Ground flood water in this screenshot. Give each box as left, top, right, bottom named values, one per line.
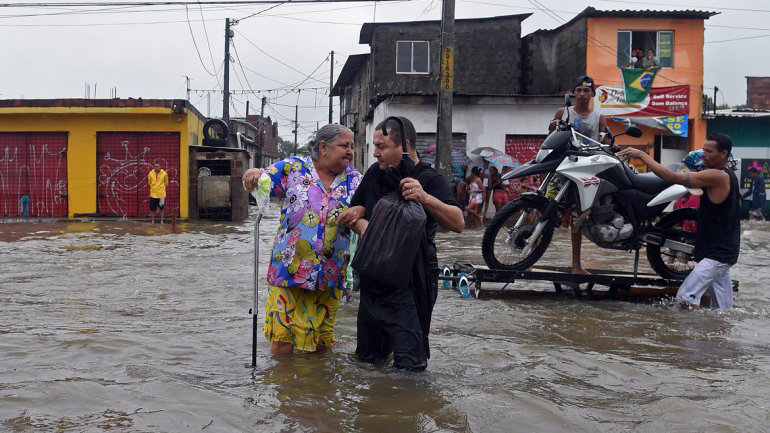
left=1, top=210, right=769, bottom=432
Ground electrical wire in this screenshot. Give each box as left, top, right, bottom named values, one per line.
left=184, top=4, right=217, bottom=76
left=197, top=2, right=217, bottom=72
left=234, top=29, right=328, bottom=85
left=0, top=1, right=405, bottom=7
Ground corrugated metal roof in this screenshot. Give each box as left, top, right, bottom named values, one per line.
left=708, top=109, right=770, bottom=118
left=527, top=6, right=718, bottom=36
left=583, top=6, right=718, bottom=20
left=0, top=98, right=206, bottom=120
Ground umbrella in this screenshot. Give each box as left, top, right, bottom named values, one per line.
left=483, top=153, right=520, bottom=167
left=420, top=148, right=471, bottom=166
left=470, top=146, right=499, bottom=157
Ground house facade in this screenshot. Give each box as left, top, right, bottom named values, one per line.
left=334, top=8, right=718, bottom=173
left=527, top=7, right=717, bottom=166
left=332, top=14, right=563, bottom=171
left=0, top=99, right=205, bottom=219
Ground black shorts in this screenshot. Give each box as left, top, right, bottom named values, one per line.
left=149, top=198, right=164, bottom=211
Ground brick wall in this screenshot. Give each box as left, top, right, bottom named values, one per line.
left=747, top=77, right=770, bottom=110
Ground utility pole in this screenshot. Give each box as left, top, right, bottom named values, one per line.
left=223, top=18, right=233, bottom=123
left=259, top=96, right=266, bottom=167
left=713, top=86, right=719, bottom=115
left=294, top=104, right=299, bottom=156
left=245, top=100, right=250, bottom=118
left=329, top=50, right=334, bottom=124
left=183, top=75, right=191, bottom=101
left=435, top=0, right=455, bottom=181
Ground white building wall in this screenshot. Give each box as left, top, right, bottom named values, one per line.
left=364, top=99, right=560, bottom=168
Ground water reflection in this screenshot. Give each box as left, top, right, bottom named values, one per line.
left=254, top=352, right=469, bottom=433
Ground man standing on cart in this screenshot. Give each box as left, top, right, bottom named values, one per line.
left=547, top=76, right=609, bottom=274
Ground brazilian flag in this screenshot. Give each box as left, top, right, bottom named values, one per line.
left=621, top=68, right=658, bottom=103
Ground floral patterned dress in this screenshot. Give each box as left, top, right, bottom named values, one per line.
left=264, top=157, right=361, bottom=291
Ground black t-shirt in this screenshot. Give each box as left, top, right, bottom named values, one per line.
left=695, top=168, right=741, bottom=265
left=351, top=161, right=460, bottom=269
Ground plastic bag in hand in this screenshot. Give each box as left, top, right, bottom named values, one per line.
left=352, top=191, right=426, bottom=289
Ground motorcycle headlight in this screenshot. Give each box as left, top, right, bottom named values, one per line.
left=535, top=148, right=552, bottom=163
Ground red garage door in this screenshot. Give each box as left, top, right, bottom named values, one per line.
left=96, top=132, right=180, bottom=218
left=505, top=134, right=546, bottom=166
left=0, top=132, right=68, bottom=218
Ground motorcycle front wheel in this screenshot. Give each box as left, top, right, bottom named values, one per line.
left=646, top=208, right=698, bottom=280
left=482, top=198, right=555, bottom=270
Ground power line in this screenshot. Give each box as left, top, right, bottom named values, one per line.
left=231, top=39, right=256, bottom=95
left=184, top=4, right=216, bottom=76
left=190, top=86, right=328, bottom=93
left=233, top=29, right=328, bottom=84
left=197, top=2, right=217, bottom=72
left=0, top=1, right=408, bottom=7
left=235, top=2, right=281, bottom=21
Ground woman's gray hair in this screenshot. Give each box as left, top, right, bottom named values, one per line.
left=309, top=123, right=352, bottom=160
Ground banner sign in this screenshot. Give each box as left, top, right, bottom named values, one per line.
left=656, top=115, right=689, bottom=137
left=609, top=115, right=689, bottom=137
left=596, top=85, right=689, bottom=117
left=740, top=158, right=770, bottom=190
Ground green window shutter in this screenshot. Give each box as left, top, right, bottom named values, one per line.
left=617, top=31, right=631, bottom=67
left=658, top=31, right=674, bottom=68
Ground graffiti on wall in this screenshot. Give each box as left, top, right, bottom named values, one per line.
left=97, top=140, right=179, bottom=217
left=0, top=134, right=68, bottom=218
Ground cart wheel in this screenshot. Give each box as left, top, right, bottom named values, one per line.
left=458, top=274, right=471, bottom=299
left=473, top=282, right=481, bottom=299
left=553, top=282, right=563, bottom=292
left=442, top=265, right=452, bottom=289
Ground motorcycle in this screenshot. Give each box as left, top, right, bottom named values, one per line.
left=482, top=96, right=697, bottom=280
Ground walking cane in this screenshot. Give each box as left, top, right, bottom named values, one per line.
left=250, top=173, right=271, bottom=368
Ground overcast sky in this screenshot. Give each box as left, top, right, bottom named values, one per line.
left=2, top=0, right=767, bottom=142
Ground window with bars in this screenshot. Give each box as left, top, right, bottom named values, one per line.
left=396, top=41, right=430, bottom=74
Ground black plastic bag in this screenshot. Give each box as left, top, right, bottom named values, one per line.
left=352, top=191, right=426, bottom=289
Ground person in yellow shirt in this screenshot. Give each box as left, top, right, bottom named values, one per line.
left=148, top=162, right=169, bottom=223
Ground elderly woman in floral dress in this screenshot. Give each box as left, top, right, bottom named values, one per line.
left=242, top=124, right=361, bottom=355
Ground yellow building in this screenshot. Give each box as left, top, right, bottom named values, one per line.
left=0, top=99, right=205, bottom=219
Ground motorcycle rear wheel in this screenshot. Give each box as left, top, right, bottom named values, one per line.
left=482, top=198, right=555, bottom=270
left=646, top=208, right=698, bottom=280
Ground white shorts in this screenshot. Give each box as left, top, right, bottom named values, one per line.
left=676, top=258, right=733, bottom=309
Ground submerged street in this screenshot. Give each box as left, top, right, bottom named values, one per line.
left=1, top=210, right=769, bottom=432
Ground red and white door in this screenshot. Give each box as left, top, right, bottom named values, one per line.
left=96, top=132, right=180, bottom=218
left=504, top=135, right=546, bottom=166
left=0, top=132, right=69, bottom=218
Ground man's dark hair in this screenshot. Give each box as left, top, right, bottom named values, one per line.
left=708, top=132, right=733, bottom=154
left=375, top=116, right=417, bottom=151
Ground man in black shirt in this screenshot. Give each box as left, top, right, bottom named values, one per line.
left=618, top=133, right=740, bottom=309
left=339, top=116, right=464, bottom=371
